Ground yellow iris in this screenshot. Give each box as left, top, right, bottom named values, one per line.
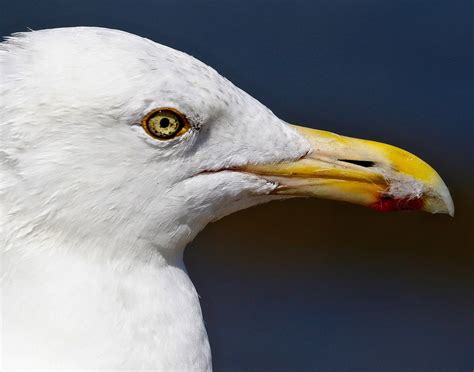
left=143, top=108, right=189, bottom=140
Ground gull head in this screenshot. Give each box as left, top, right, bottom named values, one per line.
left=1, top=27, right=453, bottom=259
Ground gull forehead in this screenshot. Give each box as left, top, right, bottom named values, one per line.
left=3, top=27, right=274, bottom=124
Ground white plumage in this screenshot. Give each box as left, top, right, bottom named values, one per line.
left=0, top=27, right=453, bottom=370
left=0, top=27, right=308, bottom=370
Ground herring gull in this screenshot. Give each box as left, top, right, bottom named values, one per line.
left=0, top=27, right=453, bottom=370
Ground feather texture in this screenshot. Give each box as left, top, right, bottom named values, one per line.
left=0, top=27, right=309, bottom=369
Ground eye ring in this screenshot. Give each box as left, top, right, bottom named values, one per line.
left=142, top=108, right=190, bottom=140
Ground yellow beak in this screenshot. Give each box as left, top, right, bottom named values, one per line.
left=241, top=125, right=454, bottom=216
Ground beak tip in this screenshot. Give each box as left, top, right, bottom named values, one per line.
left=437, top=178, right=455, bottom=217
left=443, top=194, right=455, bottom=218
left=424, top=178, right=455, bottom=217
left=444, top=195, right=455, bottom=217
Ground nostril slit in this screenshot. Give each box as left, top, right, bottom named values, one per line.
left=339, top=159, right=376, bottom=167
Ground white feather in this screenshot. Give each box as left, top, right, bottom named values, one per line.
left=0, top=27, right=310, bottom=369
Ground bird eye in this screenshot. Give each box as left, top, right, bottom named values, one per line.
left=142, top=108, right=190, bottom=140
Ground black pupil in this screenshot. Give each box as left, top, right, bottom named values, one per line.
left=160, top=117, right=170, bottom=128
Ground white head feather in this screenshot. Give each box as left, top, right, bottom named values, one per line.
left=1, top=27, right=310, bottom=369
left=1, top=27, right=310, bottom=258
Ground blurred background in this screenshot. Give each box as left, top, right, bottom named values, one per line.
left=1, top=1, right=471, bottom=370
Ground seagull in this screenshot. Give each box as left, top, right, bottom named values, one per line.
left=0, top=27, right=453, bottom=370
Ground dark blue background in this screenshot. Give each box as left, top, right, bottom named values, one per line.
left=2, top=1, right=471, bottom=370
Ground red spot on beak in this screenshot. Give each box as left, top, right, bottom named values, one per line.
left=371, top=196, right=424, bottom=212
